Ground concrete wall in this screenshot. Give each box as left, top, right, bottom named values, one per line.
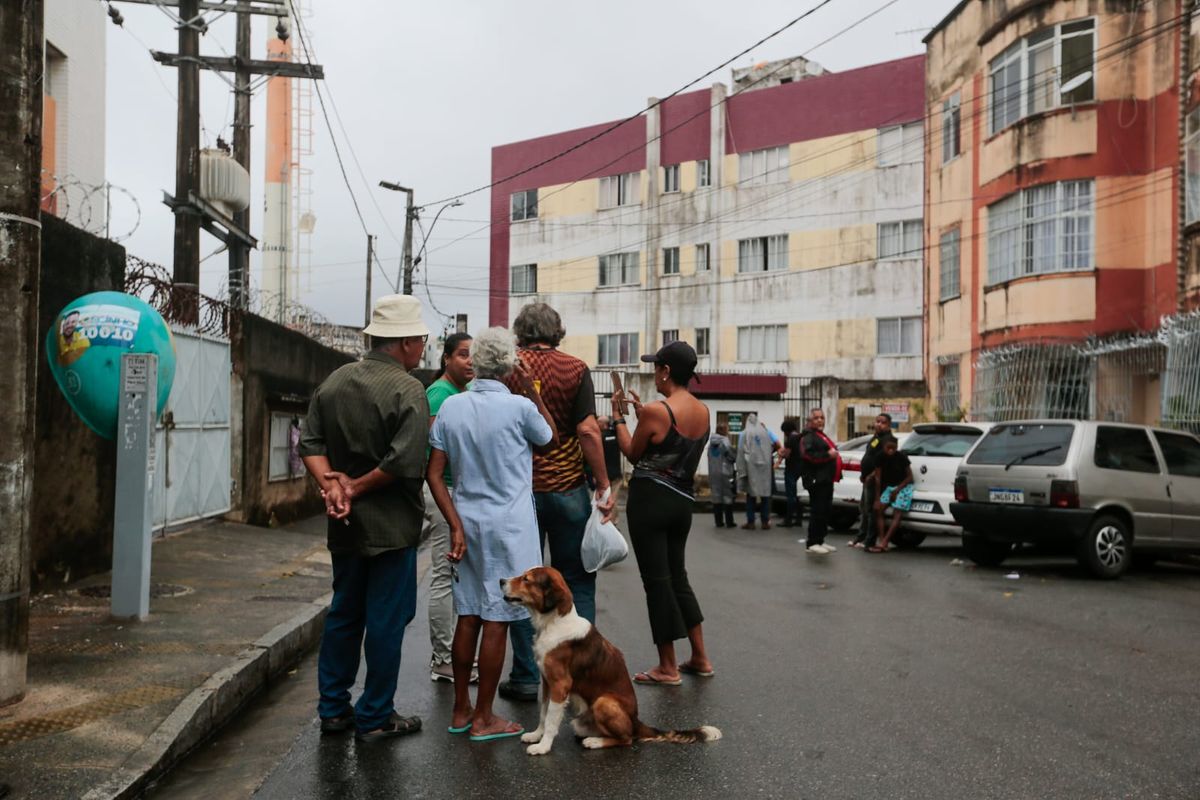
left=43, top=0, right=106, bottom=231
left=231, top=313, right=352, bottom=527
left=30, top=216, right=125, bottom=589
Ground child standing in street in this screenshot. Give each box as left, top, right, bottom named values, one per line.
left=868, top=438, right=913, bottom=553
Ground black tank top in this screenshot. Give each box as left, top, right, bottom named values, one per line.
left=631, top=402, right=710, bottom=499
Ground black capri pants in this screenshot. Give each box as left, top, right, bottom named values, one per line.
left=626, top=478, right=705, bottom=645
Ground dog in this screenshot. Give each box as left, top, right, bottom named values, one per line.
left=500, top=566, right=721, bottom=755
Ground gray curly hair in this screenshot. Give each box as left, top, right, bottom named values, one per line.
left=470, top=327, right=518, bottom=380
left=512, top=302, right=565, bottom=347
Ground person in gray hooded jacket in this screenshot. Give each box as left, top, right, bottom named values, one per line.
left=707, top=424, right=736, bottom=527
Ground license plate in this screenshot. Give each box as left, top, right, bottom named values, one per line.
left=989, top=488, right=1024, bottom=504
left=911, top=501, right=935, bottom=513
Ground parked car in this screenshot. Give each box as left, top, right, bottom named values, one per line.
left=773, top=432, right=910, bottom=531
left=888, top=422, right=994, bottom=547
left=950, top=420, right=1200, bottom=579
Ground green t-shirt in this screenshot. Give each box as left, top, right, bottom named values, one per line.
left=426, top=377, right=463, bottom=486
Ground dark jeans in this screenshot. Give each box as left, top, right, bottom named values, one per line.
left=854, top=482, right=879, bottom=546
left=626, top=479, right=704, bottom=644
left=745, top=496, right=771, bottom=524
left=713, top=503, right=735, bottom=526
left=806, top=481, right=833, bottom=547
left=317, top=547, right=417, bottom=733
left=508, top=484, right=594, bottom=686
left=784, top=466, right=802, bottom=523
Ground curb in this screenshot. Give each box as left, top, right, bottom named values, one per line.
left=81, top=592, right=333, bottom=800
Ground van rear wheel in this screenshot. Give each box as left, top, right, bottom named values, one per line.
left=962, top=533, right=1012, bottom=567
left=1077, top=514, right=1131, bottom=580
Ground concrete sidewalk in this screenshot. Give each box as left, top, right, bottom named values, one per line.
left=0, top=516, right=337, bottom=800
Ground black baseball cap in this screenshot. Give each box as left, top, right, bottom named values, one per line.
left=640, top=340, right=701, bottom=383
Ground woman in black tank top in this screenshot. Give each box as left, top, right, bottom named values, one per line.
left=611, top=342, right=715, bottom=685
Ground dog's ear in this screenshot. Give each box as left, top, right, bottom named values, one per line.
left=537, top=572, right=559, bottom=614
left=548, top=570, right=573, bottom=616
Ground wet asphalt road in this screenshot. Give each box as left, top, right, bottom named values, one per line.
left=192, top=517, right=1200, bottom=800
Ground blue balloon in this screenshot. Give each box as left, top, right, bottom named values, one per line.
left=45, top=291, right=176, bottom=439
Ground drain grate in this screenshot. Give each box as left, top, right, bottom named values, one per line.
left=76, top=583, right=192, bottom=599
left=250, top=595, right=313, bottom=602
left=0, top=684, right=184, bottom=746
left=31, top=639, right=242, bottom=657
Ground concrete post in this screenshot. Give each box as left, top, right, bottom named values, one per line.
left=112, top=354, right=158, bottom=620
left=0, top=0, right=44, bottom=706
left=645, top=97, right=662, bottom=358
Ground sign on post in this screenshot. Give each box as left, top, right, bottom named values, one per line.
left=111, top=353, right=158, bottom=620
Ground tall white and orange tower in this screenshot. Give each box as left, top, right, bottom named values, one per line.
left=260, top=14, right=292, bottom=317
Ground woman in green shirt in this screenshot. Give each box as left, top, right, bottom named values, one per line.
left=425, top=333, right=473, bottom=683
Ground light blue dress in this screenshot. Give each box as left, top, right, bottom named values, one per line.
left=429, top=379, right=552, bottom=622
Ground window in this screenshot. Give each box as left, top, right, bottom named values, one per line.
left=1187, top=109, right=1200, bottom=225
left=968, top=423, right=1075, bottom=466
left=269, top=413, right=301, bottom=481
left=939, top=229, right=961, bottom=300
left=937, top=361, right=961, bottom=420
left=737, top=325, right=787, bottom=362
left=599, top=172, right=640, bottom=208
left=942, top=92, right=961, bottom=163
left=1094, top=426, right=1161, bottom=474
left=510, top=189, right=537, bottom=222
left=698, top=159, right=711, bottom=187
left=878, top=220, right=922, bottom=260
left=903, top=429, right=984, bottom=458
left=662, top=164, right=680, bottom=193
left=510, top=263, right=537, bottom=295
left=1153, top=431, right=1200, bottom=477
left=877, top=317, right=921, bottom=356
left=662, top=329, right=679, bottom=346
left=989, top=19, right=1096, bottom=135
left=662, top=247, right=680, bottom=275
left=598, top=252, right=640, bottom=287
left=598, top=332, right=639, bottom=365
left=738, top=146, right=789, bottom=186
left=877, top=123, right=923, bottom=167
left=987, top=180, right=1093, bottom=284
left=695, top=243, right=711, bottom=272
left=738, top=235, right=788, bottom=272
left=695, top=327, right=710, bottom=356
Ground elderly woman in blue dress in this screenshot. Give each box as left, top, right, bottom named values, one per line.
left=427, top=326, right=558, bottom=742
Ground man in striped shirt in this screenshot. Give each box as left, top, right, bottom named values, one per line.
left=499, top=303, right=616, bottom=702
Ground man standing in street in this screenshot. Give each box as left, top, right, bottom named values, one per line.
left=799, top=408, right=841, bottom=555
left=300, top=294, right=430, bottom=742
left=851, top=413, right=895, bottom=549
left=779, top=419, right=804, bottom=528
left=499, top=302, right=615, bottom=702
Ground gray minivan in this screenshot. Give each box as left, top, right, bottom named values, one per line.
left=950, top=420, right=1200, bottom=578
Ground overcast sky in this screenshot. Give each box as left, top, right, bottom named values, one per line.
left=104, top=0, right=957, bottom=332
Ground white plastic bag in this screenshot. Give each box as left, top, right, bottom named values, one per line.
left=581, top=488, right=628, bottom=573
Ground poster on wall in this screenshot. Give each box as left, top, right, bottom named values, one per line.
left=883, top=402, right=910, bottom=424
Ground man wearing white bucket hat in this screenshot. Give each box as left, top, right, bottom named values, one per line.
left=300, top=294, right=431, bottom=742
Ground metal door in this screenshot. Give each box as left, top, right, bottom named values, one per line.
left=152, top=328, right=232, bottom=530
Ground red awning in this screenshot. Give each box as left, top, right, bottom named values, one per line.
left=691, top=373, right=786, bottom=398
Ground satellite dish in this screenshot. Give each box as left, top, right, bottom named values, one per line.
left=1059, top=71, right=1093, bottom=96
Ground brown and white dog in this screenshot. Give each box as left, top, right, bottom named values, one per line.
left=500, top=566, right=721, bottom=755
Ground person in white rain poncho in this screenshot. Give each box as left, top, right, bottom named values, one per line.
left=735, top=413, right=779, bottom=530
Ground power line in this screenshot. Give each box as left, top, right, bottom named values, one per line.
left=424, top=0, right=843, bottom=206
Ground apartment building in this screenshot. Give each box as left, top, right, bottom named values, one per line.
left=926, top=0, right=1200, bottom=428
left=489, top=55, right=927, bottom=440
left=42, top=0, right=107, bottom=231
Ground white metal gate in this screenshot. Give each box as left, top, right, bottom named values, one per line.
left=152, top=328, right=232, bottom=530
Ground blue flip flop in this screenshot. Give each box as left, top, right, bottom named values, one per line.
left=468, top=725, right=524, bottom=742
left=448, top=721, right=472, bottom=734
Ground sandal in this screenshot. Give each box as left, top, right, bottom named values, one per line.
left=866, top=546, right=888, bottom=553
left=633, top=671, right=682, bottom=686
left=468, top=721, right=524, bottom=742
left=355, top=713, right=422, bottom=741
left=678, top=662, right=715, bottom=678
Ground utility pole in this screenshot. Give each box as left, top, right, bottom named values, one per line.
left=379, top=181, right=416, bottom=295
left=173, top=0, right=202, bottom=322
left=364, top=233, right=374, bottom=330
left=229, top=0, right=252, bottom=309
left=0, top=0, right=44, bottom=706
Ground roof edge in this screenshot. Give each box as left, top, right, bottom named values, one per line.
left=923, top=0, right=972, bottom=44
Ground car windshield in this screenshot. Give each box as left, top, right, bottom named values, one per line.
left=902, top=429, right=983, bottom=457
left=967, top=423, right=1074, bottom=466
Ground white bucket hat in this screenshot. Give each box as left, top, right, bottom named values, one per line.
left=362, top=294, right=430, bottom=338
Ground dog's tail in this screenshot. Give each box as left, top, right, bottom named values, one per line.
left=634, top=721, right=722, bottom=744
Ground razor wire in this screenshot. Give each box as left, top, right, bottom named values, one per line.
left=41, top=171, right=142, bottom=243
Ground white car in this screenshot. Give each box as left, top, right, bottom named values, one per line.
left=888, top=421, right=995, bottom=547
left=773, top=432, right=910, bottom=530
